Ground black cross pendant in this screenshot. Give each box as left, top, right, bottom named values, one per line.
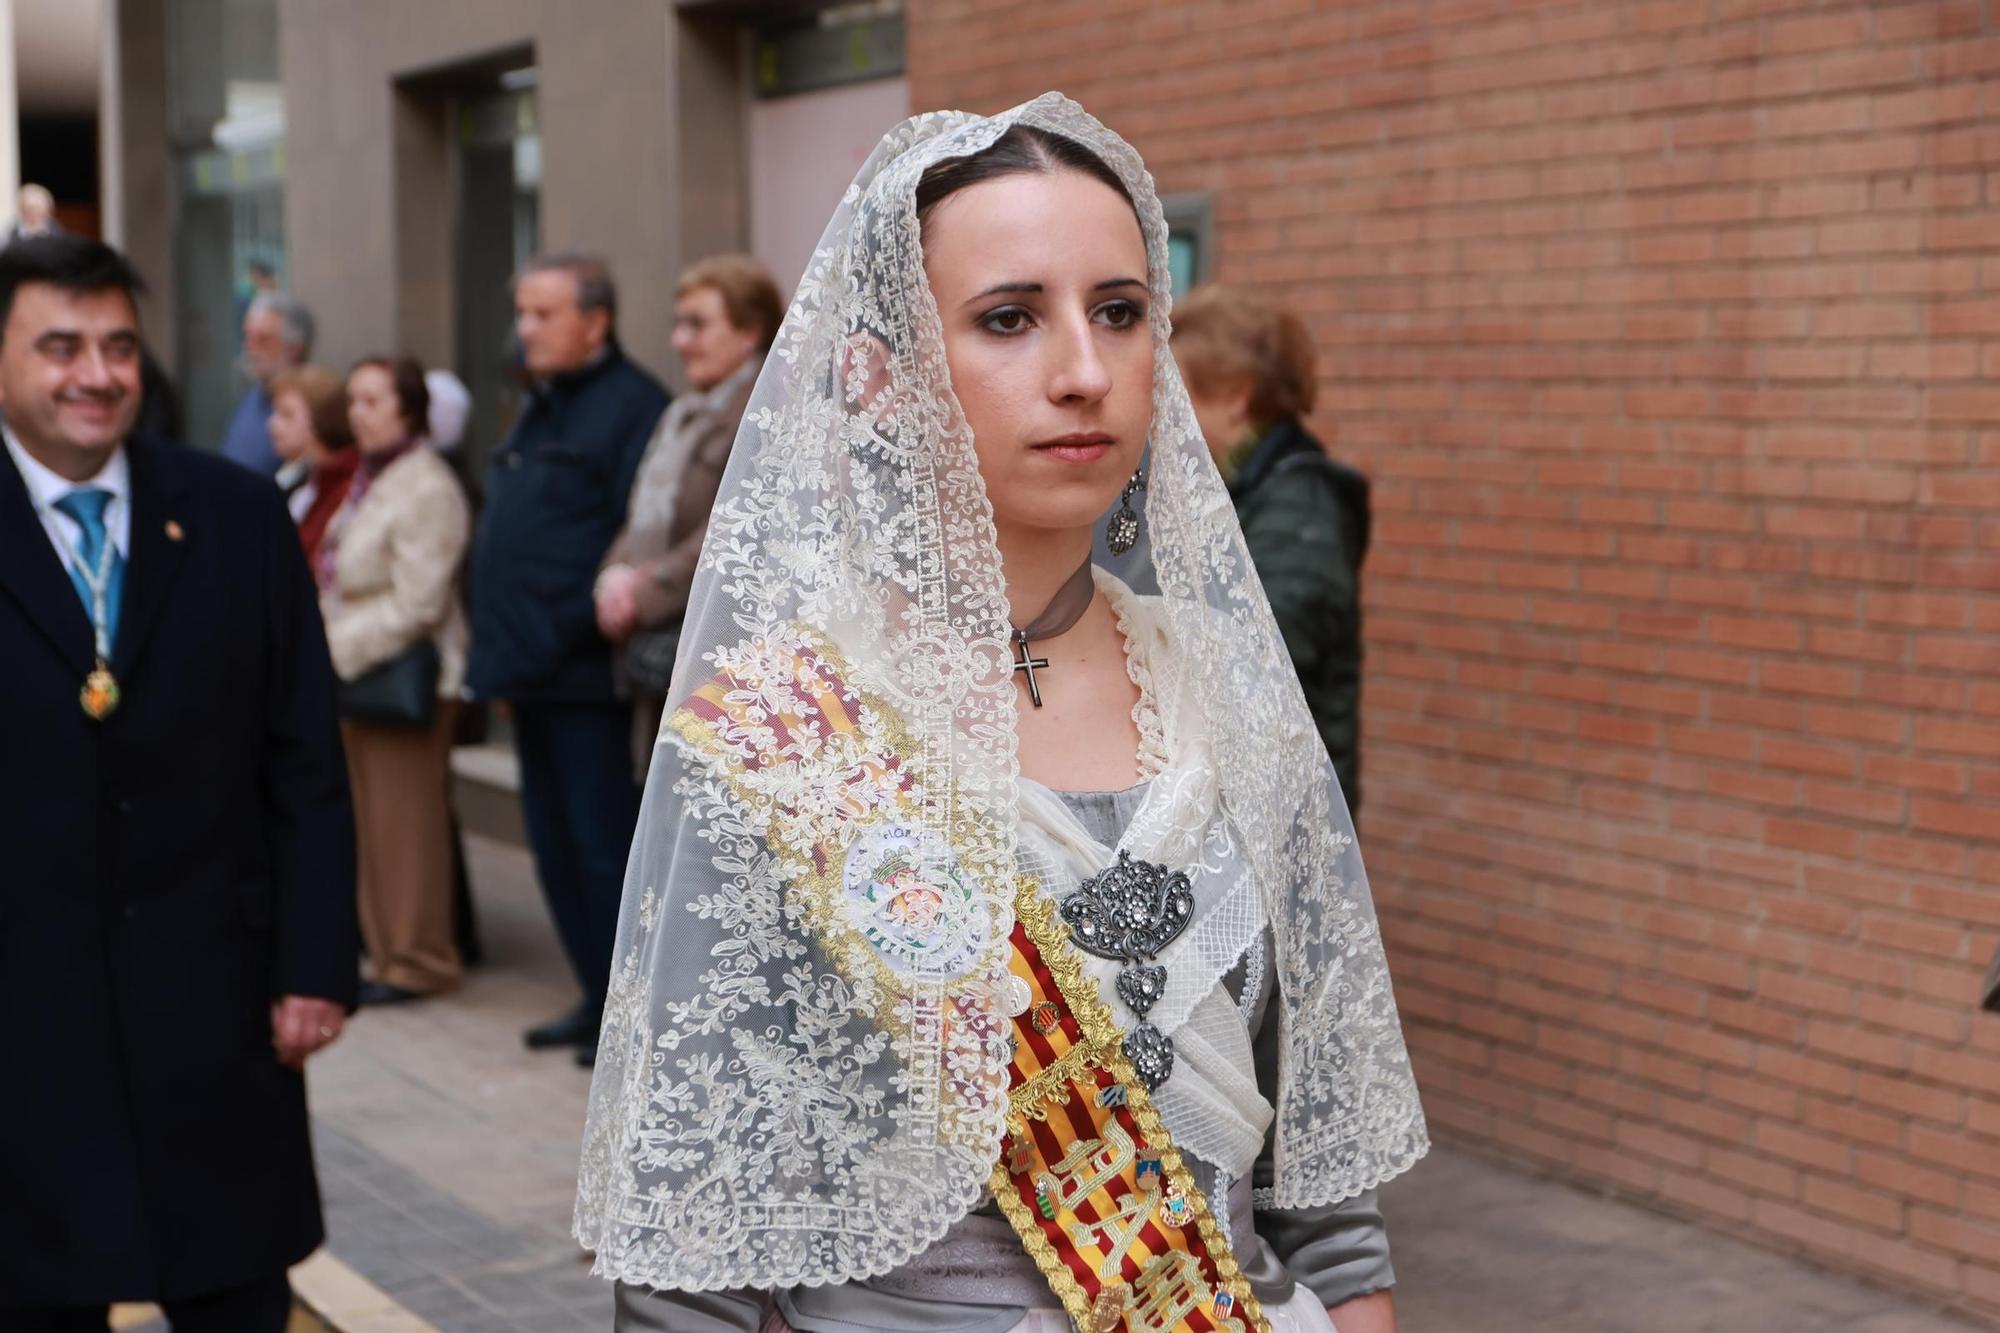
left=1011, top=631, right=1050, bottom=708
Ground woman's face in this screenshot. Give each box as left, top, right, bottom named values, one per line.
left=267, top=389, right=315, bottom=464
left=922, top=168, right=1153, bottom=539
left=671, top=285, right=762, bottom=393
left=346, top=365, right=406, bottom=453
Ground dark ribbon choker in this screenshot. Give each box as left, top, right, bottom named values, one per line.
left=1009, top=558, right=1094, bottom=708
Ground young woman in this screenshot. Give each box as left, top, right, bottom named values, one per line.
left=577, top=96, right=1427, bottom=1333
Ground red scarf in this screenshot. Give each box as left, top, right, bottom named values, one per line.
left=297, top=448, right=360, bottom=570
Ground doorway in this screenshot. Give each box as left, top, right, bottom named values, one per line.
left=453, top=78, right=541, bottom=482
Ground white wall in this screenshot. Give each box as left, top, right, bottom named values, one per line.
left=747, top=77, right=909, bottom=301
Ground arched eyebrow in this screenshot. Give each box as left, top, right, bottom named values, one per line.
left=963, top=276, right=1147, bottom=306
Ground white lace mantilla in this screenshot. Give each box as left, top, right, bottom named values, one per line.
left=574, top=92, right=1427, bottom=1294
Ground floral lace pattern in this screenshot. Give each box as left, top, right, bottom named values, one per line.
left=1106, top=570, right=1171, bottom=782
left=574, top=93, right=1426, bottom=1295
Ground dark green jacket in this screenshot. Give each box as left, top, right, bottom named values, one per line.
left=1230, top=419, right=1370, bottom=815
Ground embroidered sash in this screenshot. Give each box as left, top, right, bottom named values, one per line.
left=668, top=628, right=1266, bottom=1332
left=995, top=885, right=1266, bottom=1333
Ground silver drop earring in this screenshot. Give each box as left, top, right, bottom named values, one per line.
left=1106, top=469, right=1145, bottom=556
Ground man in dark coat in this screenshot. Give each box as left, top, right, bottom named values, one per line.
left=0, top=237, right=357, bottom=1331
left=466, top=252, right=669, bottom=1066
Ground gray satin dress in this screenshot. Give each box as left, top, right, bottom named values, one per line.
left=613, top=783, right=1394, bottom=1331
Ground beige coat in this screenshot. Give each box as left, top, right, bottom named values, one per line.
left=600, top=356, right=758, bottom=776
left=321, top=447, right=471, bottom=697
left=601, top=355, right=759, bottom=631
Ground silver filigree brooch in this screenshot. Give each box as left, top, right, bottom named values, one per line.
left=1060, top=849, right=1194, bottom=1090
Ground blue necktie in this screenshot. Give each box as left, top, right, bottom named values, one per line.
left=52, top=487, right=123, bottom=653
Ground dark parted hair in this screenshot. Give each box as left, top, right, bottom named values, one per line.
left=0, top=236, right=147, bottom=343
left=914, top=124, right=1135, bottom=233
left=518, top=251, right=618, bottom=331
left=350, top=354, right=430, bottom=439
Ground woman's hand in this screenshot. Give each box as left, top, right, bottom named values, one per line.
left=595, top=563, right=643, bottom=641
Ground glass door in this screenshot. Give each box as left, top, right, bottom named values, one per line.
left=167, top=0, right=285, bottom=452
left=453, top=81, right=540, bottom=487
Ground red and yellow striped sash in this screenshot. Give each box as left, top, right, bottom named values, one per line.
left=993, top=885, right=1265, bottom=1333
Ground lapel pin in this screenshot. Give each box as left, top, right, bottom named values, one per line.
left=164, top=520, right=184, bottom=542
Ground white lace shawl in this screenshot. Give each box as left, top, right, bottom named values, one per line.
left=1015, top=575, right=1273, bottom=1185
left=574, top=92, right=1427, bottom=1294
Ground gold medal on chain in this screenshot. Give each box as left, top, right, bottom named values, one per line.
left=81, top=659, right=120, bottom=720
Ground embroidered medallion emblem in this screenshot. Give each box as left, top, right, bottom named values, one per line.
left=839, top=822, right=986, bottom=981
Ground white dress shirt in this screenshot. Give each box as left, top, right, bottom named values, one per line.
left=3, top=425, right=132, bottom=577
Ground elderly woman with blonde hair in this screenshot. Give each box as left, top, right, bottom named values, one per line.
left=1171, top=284, right=1372, bottom=815
left=593, top=253, right=784, bottom=776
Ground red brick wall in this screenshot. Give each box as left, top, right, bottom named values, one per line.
left=910, top=0, right=2000, bottom=1314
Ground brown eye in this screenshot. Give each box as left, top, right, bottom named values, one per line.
left=979, top=307, right=1031, bottom=335
left=1095, top=300, right=1144, bottom=329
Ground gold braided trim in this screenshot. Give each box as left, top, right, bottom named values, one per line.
left=1009, top=1040, right=1099, bottom=1122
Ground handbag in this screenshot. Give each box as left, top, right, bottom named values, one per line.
left=337, top=640, right=440, bottom=727
left=622, top=623, right=682, bottom=696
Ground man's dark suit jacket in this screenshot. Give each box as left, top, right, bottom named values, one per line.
left=0, top=432, right=358, bottom=1307
left=467, top=347, right=670, bottom=703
